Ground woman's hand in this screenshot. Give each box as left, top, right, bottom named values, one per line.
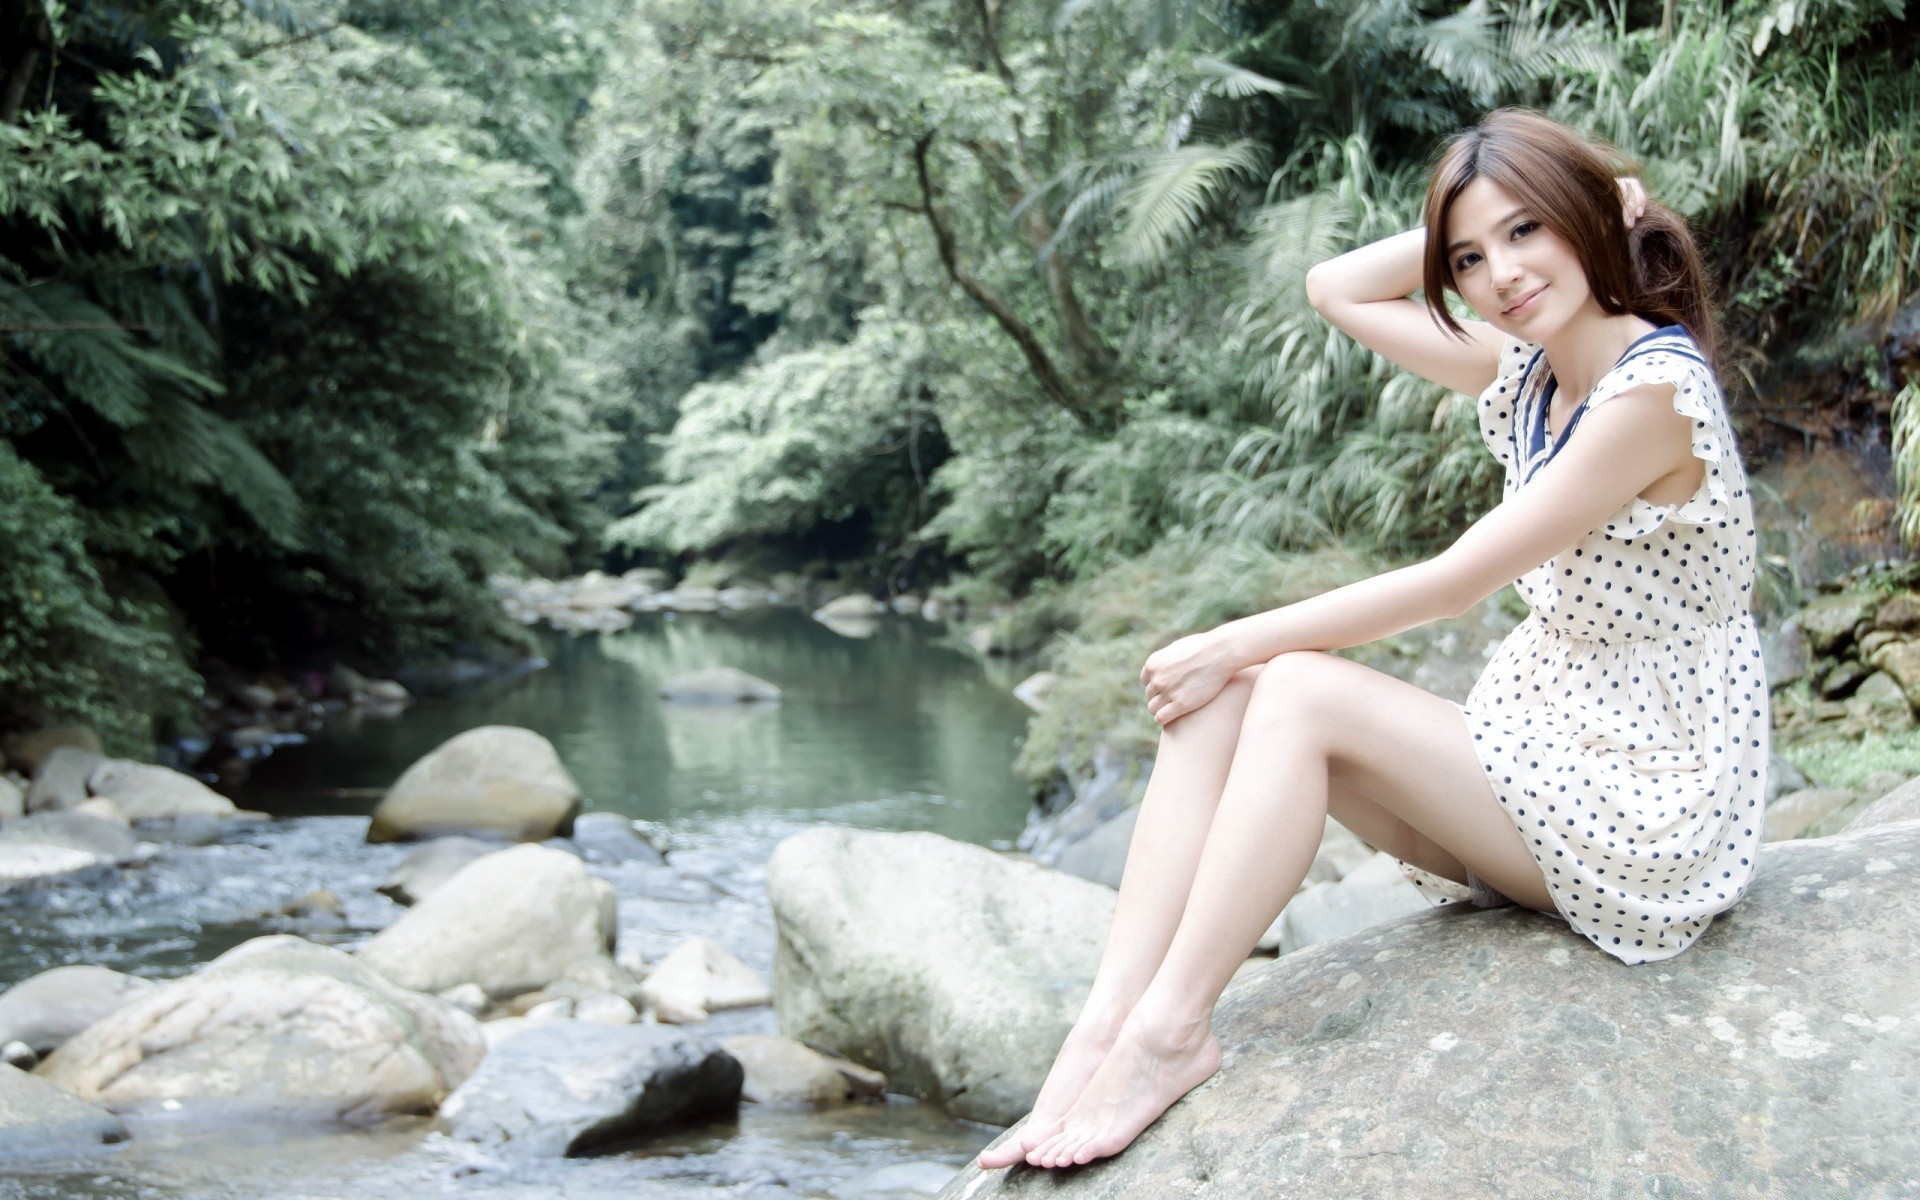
left=1139, top=630, right=1240, bottom=727
left=1617, top=176, right=1647, bottom=228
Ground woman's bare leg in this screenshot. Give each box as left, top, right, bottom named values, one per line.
left=979, top=663, right=1474, bottom=1170
left=1025, top=651, right=1551, bottom=1168
left=975, top=667, right=1256, bottom=1168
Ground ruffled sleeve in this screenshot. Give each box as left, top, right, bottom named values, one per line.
left=1581, top=334, right=1737, bottom=541
left=1474, top=336, right=1539, bottom=476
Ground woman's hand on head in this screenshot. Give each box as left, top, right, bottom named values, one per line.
left=1616, top=176, right=1647, bottom=229
left=1140, top=630, right=1238, bottom=727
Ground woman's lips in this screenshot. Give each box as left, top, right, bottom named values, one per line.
left=1503, top=285, right=1547, bottom=317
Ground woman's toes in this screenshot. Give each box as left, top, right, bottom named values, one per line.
left=1029, top=1130, right=1072, bottom=1168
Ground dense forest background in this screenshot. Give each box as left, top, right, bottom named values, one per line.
left=3, top=0, right=1916, bottom=756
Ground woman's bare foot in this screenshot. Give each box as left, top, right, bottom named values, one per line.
left=975, top=1009, right=1128, bottom=1169
left=1023, top=1014, right=1220, bottom=1169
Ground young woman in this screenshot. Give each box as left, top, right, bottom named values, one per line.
left=976, top=108, right=1769, bottom=1172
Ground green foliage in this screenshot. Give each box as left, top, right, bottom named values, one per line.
left=607, top=316, right=940, bottom=557
left=1777, top=725, right=1920, bottom=793
left=0, top=441, right=197, bottom=751
left=1, top=0, right=625, bottom=742
left=6, top=0, right=1913, bottom=753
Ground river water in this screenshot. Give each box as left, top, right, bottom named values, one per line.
left=0, top=609, right=1039, bottom=1199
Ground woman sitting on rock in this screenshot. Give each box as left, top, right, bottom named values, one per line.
left=979, top=107, right=1769, bottom=1171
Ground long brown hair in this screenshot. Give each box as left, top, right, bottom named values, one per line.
left=1419, top=108, right=1720, bottom=373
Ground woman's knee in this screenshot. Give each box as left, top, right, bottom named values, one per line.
left=1163, top=664, right=1263, bottom=741
left=1243, top=651, right=1343, bottom=734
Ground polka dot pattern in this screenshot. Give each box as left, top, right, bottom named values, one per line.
left=1402, top=327, right=1771, bottom=965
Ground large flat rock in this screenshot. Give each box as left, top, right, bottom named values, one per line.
left=944, top=823, right=1920, bottom=1198
left=767, top=829, right=1115, bottom=1126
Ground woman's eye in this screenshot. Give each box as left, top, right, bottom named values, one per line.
left=1512, top=221, right=1539, bottom=239
left=1454, top=252, right=1481, bottom=272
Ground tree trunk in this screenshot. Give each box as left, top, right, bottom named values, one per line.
left=912, top=134, right=1094, bottom=427
left=0, top=5, right=51, bottom=124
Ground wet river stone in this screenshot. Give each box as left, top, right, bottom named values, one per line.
left=367, top=726, right=581, bottom=843
left=358, top=843, right=617, bottom=999
left=36, top=935, right=484, bottom=1122
left=86, top=760, right=239, bottom=821
left=0, top=965, right=156, bottom=1056
left=440, top=1020, right=742, bottom=1158
left=943, top=822, right=1920, bottom=1199
left=0, top=1063, right=126, bottom=1155
left=376, top=835, right=500, bottom=906
left=659, top=667, right=782, bottom=703
left=766, top=829, right=1115, bottom=1125
left=0, top=726, right=101, bottom=778
left=23, top=747, right=105, bottom=813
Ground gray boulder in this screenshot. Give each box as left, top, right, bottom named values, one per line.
left=945, top=822, right=1920, bottom=1199
left=568, top=811, right=665, bottom=865
left=722, top=1034, right=887, bottom=1107
left=357, top=844, right=616, bottom=999
left=659, top=667, right=782, bottom=704
left=1798, top=592, right=1876, bottom=655
left=0, top=965, right=157, bottom=1056
left=0, top=843, right=104, bottom=887
left=0, top=776, right=22, bottom=822
left=1762, top=620, right=1810, bottom=688
left=364, top=679, right=411, bottom=704
left=1765, top=754, right=1808, bottom=805
left=659, top=587, right=722, bottom=613
left=636, top=936, right=771, bottom=1023
left=1848, top=776, right=1920, bottom=831
left=1267, top=851, right=1430, bottom=955
left=376, top=836, right=501, bottom=906
left=1764, top=787, right=1858, bottom=842
left=1, top=726, right=102, bottom=777
left=766, top=829, right=1115, bottom=1125
left=0, top=1063, right=126, bottom=1155
left=367, top=726, right=581, bottom=844
left=0, top=812, right=142, bottom=865
left=815, top=594, right=885, bottom=620
left=1023, top=744, right=1150, bottom=865
left=87, top=760, right=239, bottom=821
left=23, top=747, right=105, bottom=813
left=715, top=585, right=778, bottom=610
left=1048, top=806, right=1138, bottom=890
left=37, top=935, right=483, bottom=1122
left=440, top=1021, right=742, bottom=1158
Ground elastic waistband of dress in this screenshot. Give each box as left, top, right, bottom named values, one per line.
left=1530, top=611, right=1756, bottom=644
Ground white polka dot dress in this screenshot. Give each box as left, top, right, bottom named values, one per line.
left=1402, top=324, right=1771, bottom=965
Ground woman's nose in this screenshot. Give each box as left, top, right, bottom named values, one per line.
left=1487, top=250, right=1523, bottom=287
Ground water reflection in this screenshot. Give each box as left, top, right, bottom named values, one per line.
left=236, top=610, right=1036, bottom=850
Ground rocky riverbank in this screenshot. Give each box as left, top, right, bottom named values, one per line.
left=0, top=720, right=951, bottom=1187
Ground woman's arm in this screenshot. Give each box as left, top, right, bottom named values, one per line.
left=1304, top=227, right=1505, bottom=396
left=1139, top=382, right=1698, bottom=726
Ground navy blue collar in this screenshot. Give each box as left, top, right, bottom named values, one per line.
left=1522, top=324, right=1689, bottom=480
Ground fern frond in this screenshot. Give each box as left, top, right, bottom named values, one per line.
left=131, top=395, right=306, bottom=548
left=0, top=278, right=156, bottom=428
left=1190, top=55, right=1310, bottom=102
left=1117, top=140, right=1266, bottom=267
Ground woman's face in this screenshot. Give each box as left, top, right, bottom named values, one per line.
left=1443, top=176, right=1592, bottom=340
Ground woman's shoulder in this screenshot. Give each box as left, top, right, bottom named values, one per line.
left=1602, top=323, right=1720, bottom=400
